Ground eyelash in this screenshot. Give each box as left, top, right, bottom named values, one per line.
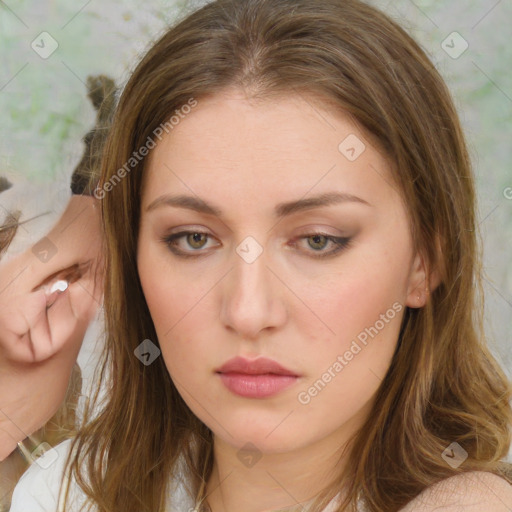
left=162, top=230, right=352, bottom=259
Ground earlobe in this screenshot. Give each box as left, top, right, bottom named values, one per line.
left=406, top=289, right=428, bottom=309
left=405, top=252, right=426, bottom=309
left=405, top=251, right=440, bottom=309
left=405, top=234, right=444, bottom=309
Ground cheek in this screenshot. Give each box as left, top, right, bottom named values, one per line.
left=139, top=274, right=201, bottom=341
left=302, top=262, right=403, bottom=336
left=294, top=249, right=407, bottom=378
left=293, top=275, right=404, bottom=421
left=137, top=232, right=206, bottom=332
left=137, top=250, right=216, bottom=376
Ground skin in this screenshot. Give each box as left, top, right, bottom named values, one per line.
left=0, top=195, right=103, bottom=461
left=136, top=87, right=434, bottom=512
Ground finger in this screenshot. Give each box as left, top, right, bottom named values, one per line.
left=28, top=283, right=84, bottom=362
left=25, top=267, right=96, bottom=361
left=0, top=267, right=102, bottom=364
left=0, top=287, right=74, bottom=363
left=45, top=283, right=82, bottom=355
left=24, top=289, right=56, bottom=361
left=0, top=290, right=50, bottom=362
left=45, top=276, right=101, bottom=357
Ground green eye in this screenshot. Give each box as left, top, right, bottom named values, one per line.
left=307, top=234, right=329, bottom=251
left=295, top=233, right=352, bottom=259
left=186, top=232, right=208, bottom=249
left=163, top=230, right=214, bottom=258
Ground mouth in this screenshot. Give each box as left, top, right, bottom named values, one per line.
left=215, top=356, right=300, bottom=398
left=215, top=356, right=298, bottom=376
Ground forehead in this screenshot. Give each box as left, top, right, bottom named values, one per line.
left=141, top=88, right=399, bottom=216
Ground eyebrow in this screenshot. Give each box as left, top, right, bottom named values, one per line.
left=145, top=191, right=372, bottom=218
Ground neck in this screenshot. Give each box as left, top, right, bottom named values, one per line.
left=203, top=402, right=371, bottom=512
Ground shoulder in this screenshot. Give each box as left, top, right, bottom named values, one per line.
left=9, top=438, right=86, bottom=512
left=400, top=471, right=512, bottom=511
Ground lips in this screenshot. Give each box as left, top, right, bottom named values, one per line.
left=215, top=356, right=298, bottom=376
left=215, top=356, right=299, bottom=398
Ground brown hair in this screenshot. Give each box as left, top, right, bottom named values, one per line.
left=63, top=0, right=512, bottom=511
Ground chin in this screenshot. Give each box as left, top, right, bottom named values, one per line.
left=198, top=409, right=306, bottom=454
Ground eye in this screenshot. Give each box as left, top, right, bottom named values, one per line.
left=291, top=232, right=352, bottom=258
left=162, top=230, right=352, bottom=259
left=163, top=230, right=218, bottom=258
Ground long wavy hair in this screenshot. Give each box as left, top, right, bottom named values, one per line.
left=62, top=0, right=512, bottom=511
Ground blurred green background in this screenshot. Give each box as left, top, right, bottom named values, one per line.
left=1, top=0, right=511, bottom=378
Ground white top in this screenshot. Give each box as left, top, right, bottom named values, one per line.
left=11, top=440, right=512, bottom=511
left=9, top=439, right=353, bottom=512
left=9, top=439, right=194, bottom=512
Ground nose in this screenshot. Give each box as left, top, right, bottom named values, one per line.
left=219, top=244, right=287, bottom=340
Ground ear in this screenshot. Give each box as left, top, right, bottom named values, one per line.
left=405, top=244, right=442, bottom=309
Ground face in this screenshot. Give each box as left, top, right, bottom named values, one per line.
left=137, top=88, right=426, bottom=455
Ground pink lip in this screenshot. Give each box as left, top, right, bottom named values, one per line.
left=216, top=356, right=298, bottom=376
left=215, top=357, right=299, bottom=398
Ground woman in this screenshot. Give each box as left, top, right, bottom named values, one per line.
left=10, top=0, right=512, bottom=510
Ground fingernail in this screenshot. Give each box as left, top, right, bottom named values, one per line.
left=45, top=279, right=69, bottom=309
left=49, top=279, right=68, bottom=294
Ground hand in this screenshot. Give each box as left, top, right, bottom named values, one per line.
left=0, top=195, right=103, bottom=461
